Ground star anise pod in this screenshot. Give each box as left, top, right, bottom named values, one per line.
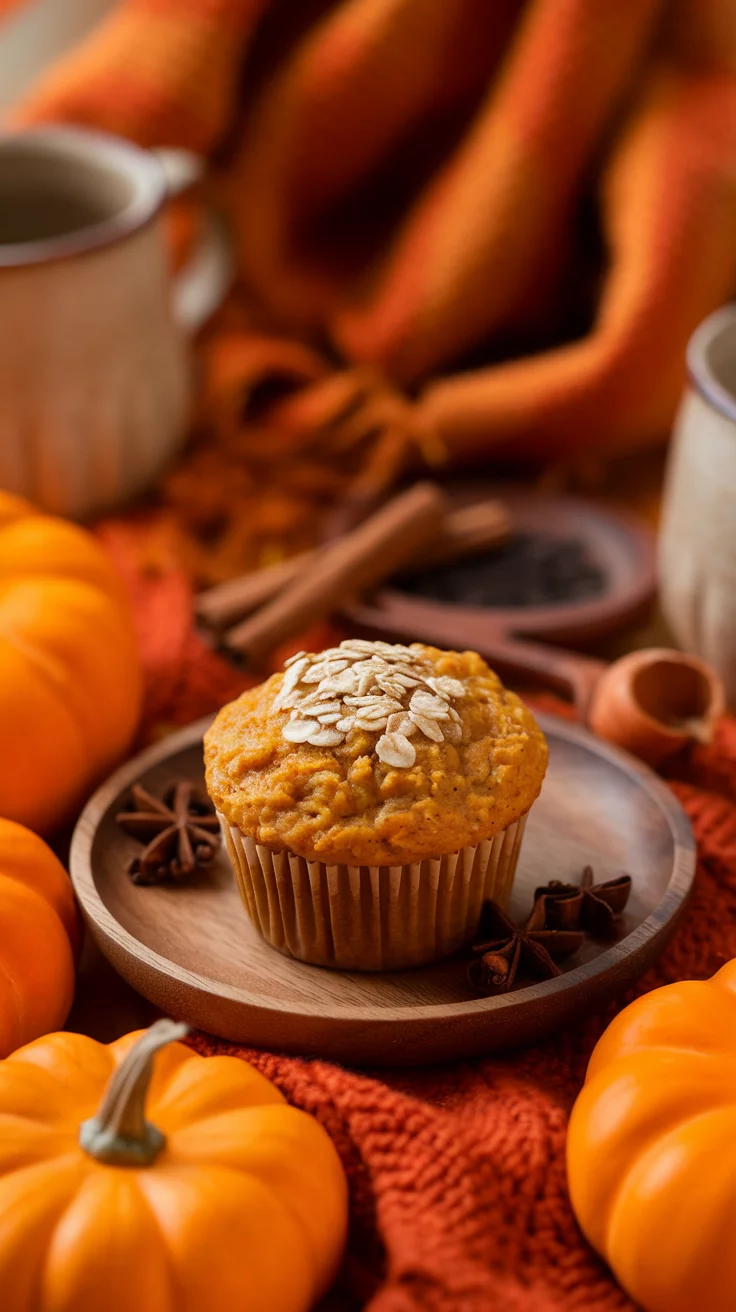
left=468, top=899, right=584, bottom=995
left=115, top=780, right=221, bottom=885
left=534, top=865, right=632, bottom=939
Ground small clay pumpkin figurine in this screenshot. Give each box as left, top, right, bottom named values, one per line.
left=0, top=1020, right=348, bottom=1311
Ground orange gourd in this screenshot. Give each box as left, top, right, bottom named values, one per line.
left=567, top=960, right=736, bottom=1312
left=0, top=1020, right=348, bottom=1312
left=0, top=490, right=141, bottom=832
left=0, top=818, right=81, bottom=1057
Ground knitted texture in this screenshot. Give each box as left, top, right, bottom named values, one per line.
left=8, top=0, right=736, bottom=465
left=101, top=530, right=736, bottom=1311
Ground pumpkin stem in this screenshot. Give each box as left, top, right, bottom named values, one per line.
left=79, top=1018, right=188, bottom=1166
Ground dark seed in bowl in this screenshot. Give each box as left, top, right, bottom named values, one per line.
left=395, top=532, right=606, bottom=609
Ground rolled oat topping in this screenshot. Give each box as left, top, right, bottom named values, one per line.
left=273, top=640, right=467, bottom=766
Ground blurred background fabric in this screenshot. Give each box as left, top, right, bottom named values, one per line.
left=6, top=0, right=736, bottom=473
left=0, top=0, right=113, bottom=107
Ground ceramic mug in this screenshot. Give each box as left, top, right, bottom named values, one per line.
left=0, top=126, right=231, bottom=518
left=659, top=304, right=736, bottom=706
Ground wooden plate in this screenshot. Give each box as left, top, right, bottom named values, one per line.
left=70, top=714, right=695, bottom=1066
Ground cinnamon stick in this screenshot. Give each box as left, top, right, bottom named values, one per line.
left=223, top=482, right=446, bottom=664
left=197, top=497, right=509, bottom=630
left=197, top=552, right=317, bottom=628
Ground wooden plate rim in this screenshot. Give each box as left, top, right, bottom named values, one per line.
left=70, top=714, right=695, bottom=1025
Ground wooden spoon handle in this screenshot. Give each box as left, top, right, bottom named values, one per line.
left=196, top=497, right=509, bottom=631
left=476, top=633, right=605, bottom=715
left=344, top=597, right=606, bottom=714
left=223, top=482, right=446, bottom=665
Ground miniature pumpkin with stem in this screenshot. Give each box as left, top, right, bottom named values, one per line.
left=0, top=1019, right=348, bottom=1312
left=567, top=959, right=736, bottom=1312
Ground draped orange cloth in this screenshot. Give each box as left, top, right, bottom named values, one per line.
left=9, top=0, right=736, bottom=466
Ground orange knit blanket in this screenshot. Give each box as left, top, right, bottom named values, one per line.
left=98, top=527, right=736, bottom=1312
left=8, top=0, right=736, bottom=587
left=9, top=0, right=736, bottom=472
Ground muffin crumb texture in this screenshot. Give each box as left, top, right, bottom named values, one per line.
left=205, top=642, right=548, bottom=866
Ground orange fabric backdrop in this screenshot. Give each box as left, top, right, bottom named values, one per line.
left=8, top=0, right=736, bottom=467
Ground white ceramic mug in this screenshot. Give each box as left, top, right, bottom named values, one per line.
left=0, top=126, right=231, bottom=517
left=659, top=304, right=736, bottom=706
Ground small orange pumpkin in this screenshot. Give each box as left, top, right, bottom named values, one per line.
left=0, top=818, right=81, bottom=1058
left=0, top=1020, right=348, bottom=1312
left=567, top=960, right=736, bottom=1312
left=0, top=490, right=141, bottom=832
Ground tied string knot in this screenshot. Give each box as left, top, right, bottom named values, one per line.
left=164, top=335, right=446, bottom=583
left=285, top=367, right=447, bottom=538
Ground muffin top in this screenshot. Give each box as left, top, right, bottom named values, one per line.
left=205, top=640, right=548, bottom=866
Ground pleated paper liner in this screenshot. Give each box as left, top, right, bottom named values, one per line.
left=220, top=813, right=528, bottom=970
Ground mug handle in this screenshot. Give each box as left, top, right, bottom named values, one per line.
left=153, top=148, right=234, bottom=335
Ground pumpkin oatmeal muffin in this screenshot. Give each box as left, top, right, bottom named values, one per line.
left=205, top=640, right=547, bottom=970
